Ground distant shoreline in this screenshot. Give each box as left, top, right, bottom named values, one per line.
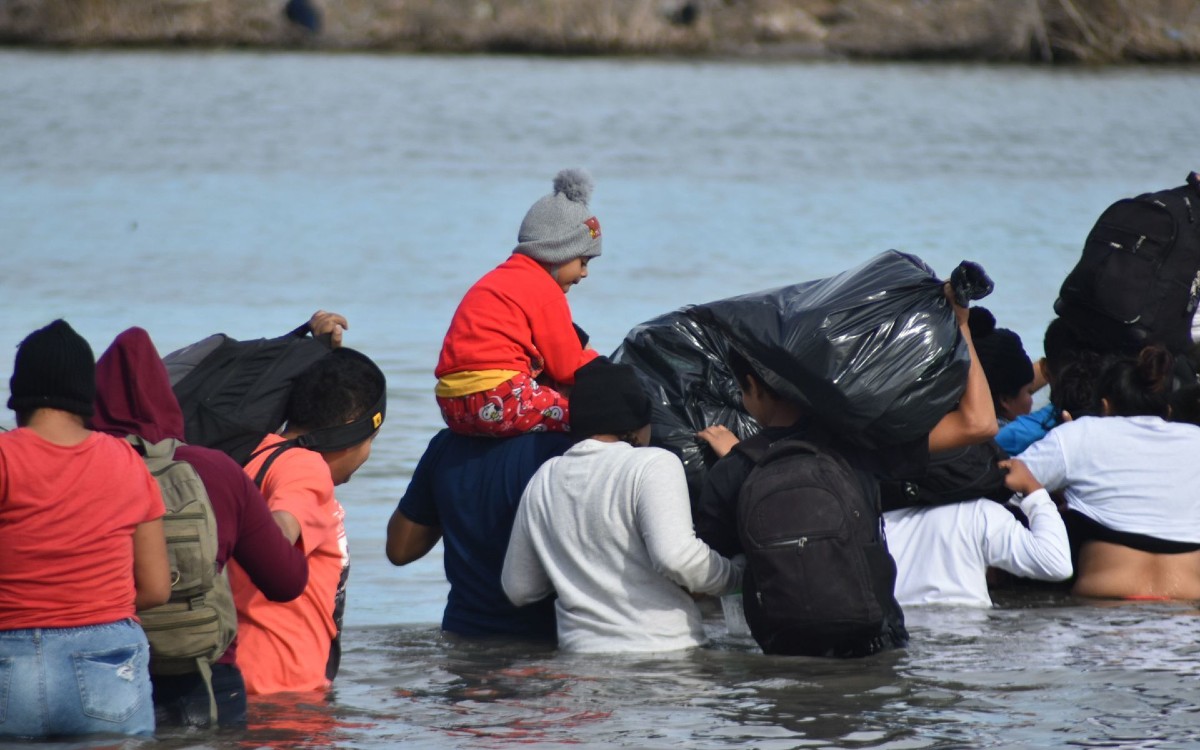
left=2, top=0, right=1198, bottom=64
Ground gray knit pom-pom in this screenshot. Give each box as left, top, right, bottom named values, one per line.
left=552, top=168, right=593, bottom=204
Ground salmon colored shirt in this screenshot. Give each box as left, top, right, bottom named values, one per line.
left=229, top=434, right=348, bottom=695
left=0, top=428, right=164, bottom=630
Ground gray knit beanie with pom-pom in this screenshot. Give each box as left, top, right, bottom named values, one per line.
left=514, top=168, right=602, bottom=264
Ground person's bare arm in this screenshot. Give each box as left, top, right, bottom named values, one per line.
left=133, top=518, right=171, bottom=609
left=385, top=509, right=443, bottom=566
left=928, top=283, right=998, bottom=453
left=272, top=510, right=302, bottom=545
left=1030, top=357, right=1050, bottom=394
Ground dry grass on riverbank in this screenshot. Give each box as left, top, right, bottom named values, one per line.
left=1, top=0, right=1197, bottom=63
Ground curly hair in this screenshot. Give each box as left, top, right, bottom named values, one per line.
left=284, top=348, right=386, bottom=433
left=1051, top=350, right=1113, bottom=420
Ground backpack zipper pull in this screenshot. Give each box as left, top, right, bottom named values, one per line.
left=796, top=536, right=807, bottom=553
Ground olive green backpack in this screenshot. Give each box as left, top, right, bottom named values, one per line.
left=130, top=435, right=237, bottom=725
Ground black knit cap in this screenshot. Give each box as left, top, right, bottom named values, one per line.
left=7, top=319, right=96, bottom=418
left=569, top=357, right=652, bottom=438
left=968, top=307, right=1034, bottom=399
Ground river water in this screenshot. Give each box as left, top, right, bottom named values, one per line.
left=2, top=50, right=1199, bottom=748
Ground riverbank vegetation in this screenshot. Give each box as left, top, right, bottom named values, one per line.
left=1, top=0, right=1197, bottom=63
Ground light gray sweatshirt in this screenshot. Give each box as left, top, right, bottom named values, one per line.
left=502, top=439, right=742, bottom=653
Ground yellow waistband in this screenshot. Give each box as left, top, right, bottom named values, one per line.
left=435, top=370, right=520, bottom=398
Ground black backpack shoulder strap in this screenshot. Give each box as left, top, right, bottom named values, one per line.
left=731, top=431, right=775, bottom=465
left=248, top=440, right=300, bottom=489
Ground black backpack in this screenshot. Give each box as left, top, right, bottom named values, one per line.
left=1054, top=172, right=1200, bottom=355
left=736, top=437, right=899, bottom=657
left=878, top=439, right=1011, bottom=512
left=164, top=323, right=333, bottom=465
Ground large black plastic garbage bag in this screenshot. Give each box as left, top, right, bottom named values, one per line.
left=611, top=309, right=761, bottom=502
left=689, top=250, right=969, bottom=447
left=612, top=250, right=973, bottom=502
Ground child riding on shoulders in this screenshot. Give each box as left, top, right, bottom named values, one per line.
left=435, top=168, right=602, bottom=437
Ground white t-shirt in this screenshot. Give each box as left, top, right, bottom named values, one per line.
left=502, top=440, right=741, bottom=653
left=1018, top=415, right=1200, bottom=543
left=885, top=490, right=1072, bottom=607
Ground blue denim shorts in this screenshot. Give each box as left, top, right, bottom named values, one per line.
left=0, top=619, right=155, bottom=738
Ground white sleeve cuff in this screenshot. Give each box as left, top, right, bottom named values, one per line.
left=1014, top=487, right=1053, bottom=517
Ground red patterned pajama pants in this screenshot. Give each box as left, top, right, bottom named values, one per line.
left=437, top=372, right=570, bottom=437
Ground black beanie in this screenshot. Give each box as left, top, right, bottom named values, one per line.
left=569, top=358, right=652, bottom=438
left=7, top=319, right=96, bottom=418
left=968, top=307, right=1034, bottom=399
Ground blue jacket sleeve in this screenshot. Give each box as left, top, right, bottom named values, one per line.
left=996, top=404, right=1057, bottom=456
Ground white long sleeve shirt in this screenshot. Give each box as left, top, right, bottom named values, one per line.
left=502, top=440, right=741, bottom=653
left=1018, top=415, right=1200, bottom=543
left=884, top=490, right=1072, bottom=607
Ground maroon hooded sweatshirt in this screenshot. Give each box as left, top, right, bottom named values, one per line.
left=92, top=326, right=308, bottom=666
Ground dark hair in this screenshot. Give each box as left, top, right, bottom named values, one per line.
left=1097, top=344, right=1175, bottom=418
left=569, top=358, right=651, bottom=439
left=616, top=429, right=644, bottom=447
left=969, top=306, right=1033, bottom=405
left=1050, top=350, right=1112, bottom=420
left=1170, top=383, right=1200, bottom=427
left=1042, top=316, right=1091, bottom=382
left=285, top=348, right=386, bottom=433
left=727, top=349, right=780, bottom=400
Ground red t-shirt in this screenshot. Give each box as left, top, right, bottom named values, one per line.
left=436, top=253, right=598, bottom=386
left=0, top=428, right=164, bottom=629
left=229, top=434, right=348, bottom=694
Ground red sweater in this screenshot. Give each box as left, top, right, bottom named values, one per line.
left=437, top=253, right=597, bottom=386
